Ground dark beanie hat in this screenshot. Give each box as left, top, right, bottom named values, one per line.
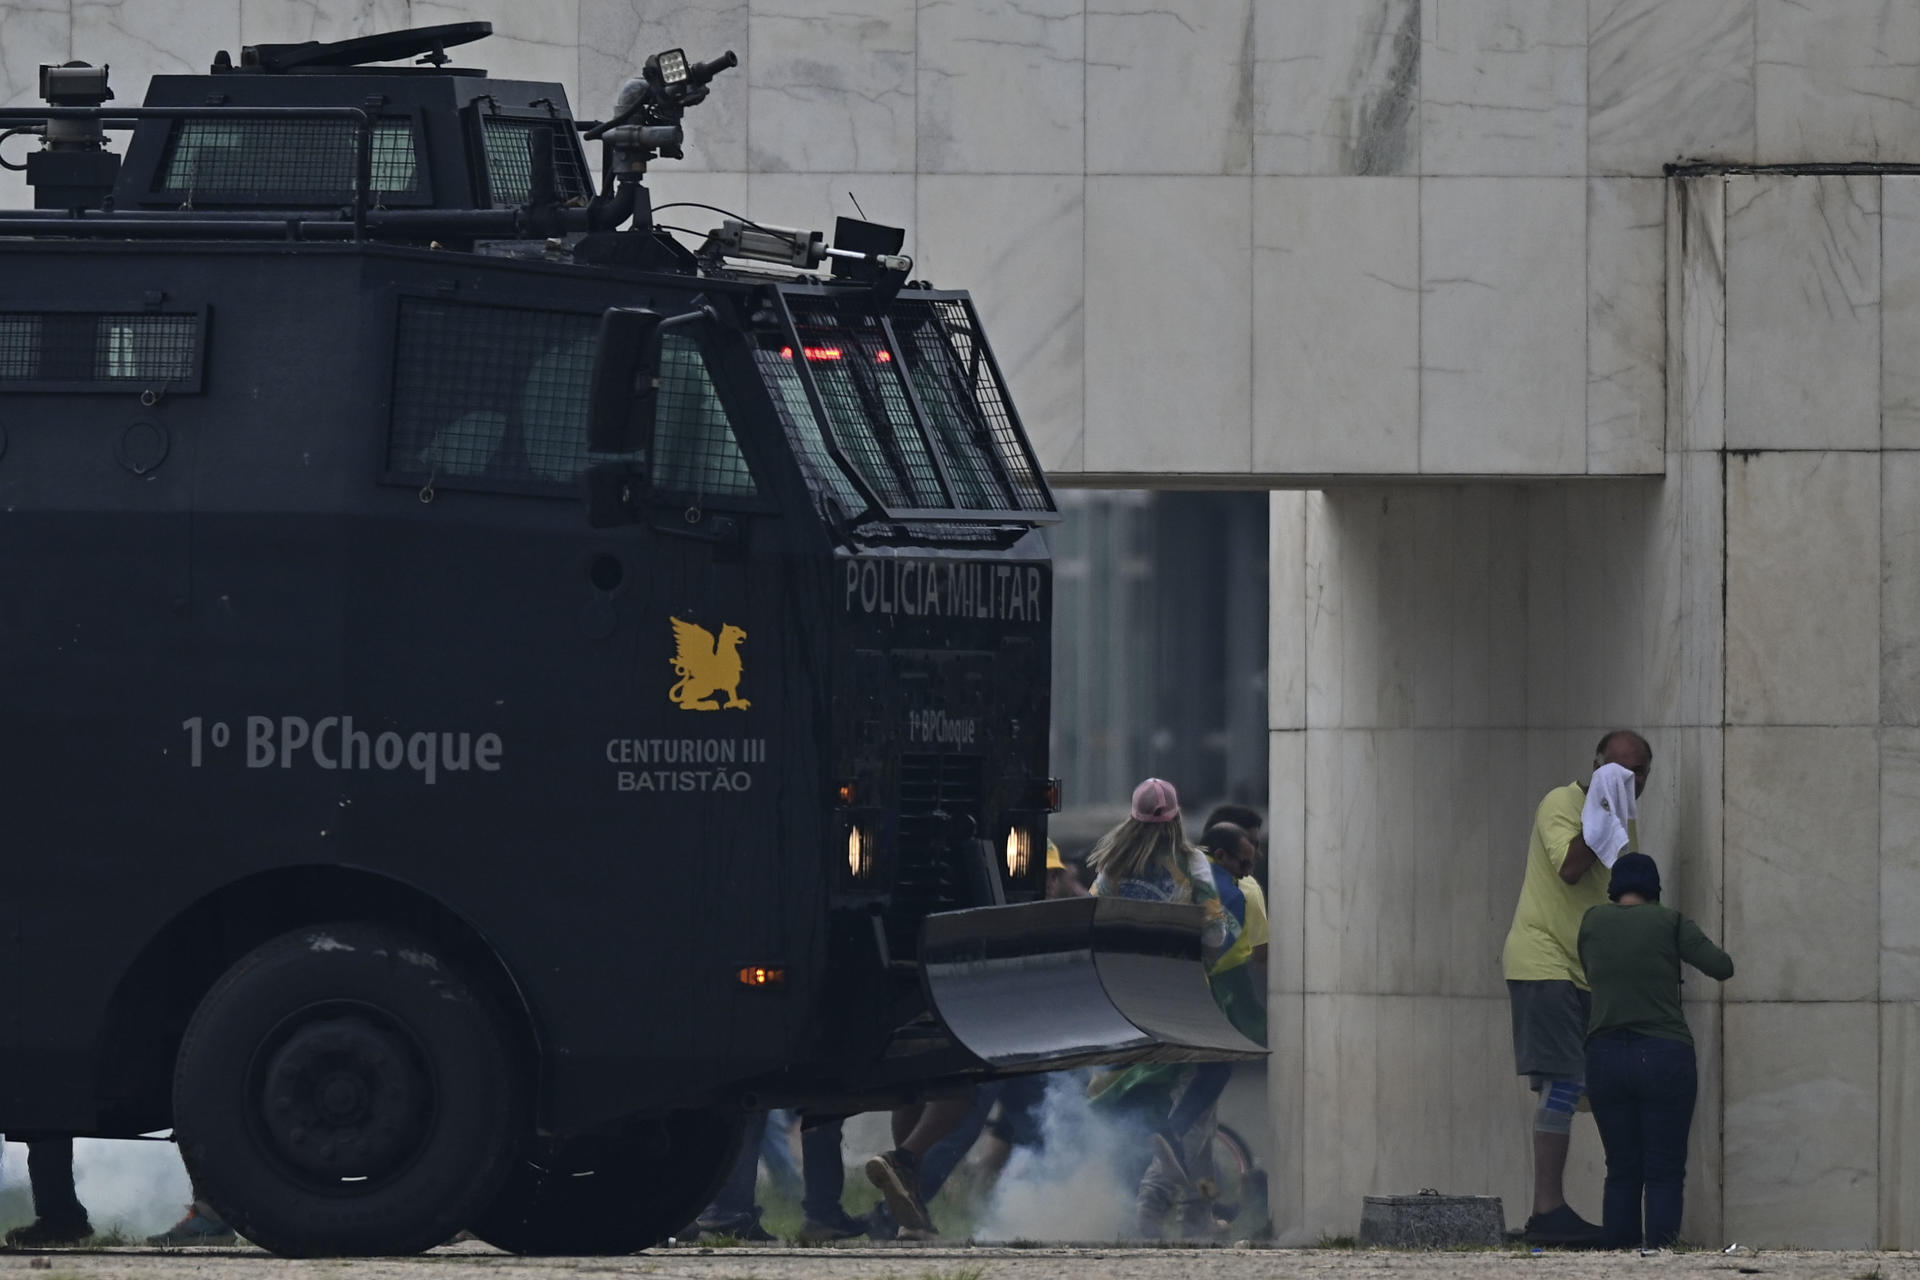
left=1609, top=851, right=1661, bottom=901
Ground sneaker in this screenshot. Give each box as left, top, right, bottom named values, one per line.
left=1522, top=1203, right=1604, bottom=1247
left=690, top=1209, right=774, bottom=1243
left=147, top=1205, right=237, bottom=1246
left=863, top=1148, right=934, bottom=1237
left=4, top=1218, right=93, bottom=1248
left=794, top=1208, right=866, bottom=1243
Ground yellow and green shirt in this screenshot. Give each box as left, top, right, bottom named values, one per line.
left=1501, top=781, right=1629, bottom=989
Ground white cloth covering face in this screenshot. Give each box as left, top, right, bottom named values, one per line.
left=1582, top=762, right=1638, bottom=868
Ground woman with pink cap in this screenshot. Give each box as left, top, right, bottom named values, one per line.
left=1087, top=777, right=1229, bottom=962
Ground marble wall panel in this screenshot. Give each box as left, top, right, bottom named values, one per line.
left=238, top=0, right=411, bottom=47
left=1883, top=453, right=1920, bottom=726
left=1885, top=1003, right=1919, bottom=1248
left=1681, top=998, right=1725, bottom=1242
left=1269, top=492, right=1308, bottom=730
left=1640, top=726, right=1726, bottom=937
left=747, top=0, right=913, bottom=173
left=1724, top=1002, right=1880, bottom=1248
left=1251, top=177, right=1418, bottom=475
left=0, top=0, right=66, bottom=214
left=1756, top=0, right=1920, bottom=164
left=916, top=175, right=1084, bottom=473
left=1886, top=178, right=1920, bottom=449
left=1419, top=179, right=1586, bottom=474
left=73, top=0, right=240, bottom=100
left=577, top=0, right=748, bottom=172
left=1726, top=452, right=1880, bottom=726
left=1643, top=451, right=1726, bottom=729
left=1880, top=730, right=1920, bottom=1001
left=1587, top=177, right=1665, bottom=475
left=1268, top=727, right=1307, bottom=990
left=1086, top=0, right=1253, bottom=176
left=1303, top=994, right=1585, bottom=1231
left=1419, top=0, right=1585, bottom=176
left=1523, top=480, right=1654, bottom=728
left=917, top=0, right=1080, bottom=175
left=1668, top=177, right=1727, bottom=454
left=1588, top=0, right=1755, bottom=175
left=1265, top=969, right=1308, bottom=1242
left=1303, top=490, right=1412, bottom=728
left=1725, top=728, right=1879, bottom=1003
left=1083, top=176, right=1250, bottom=474
left=411, top=0, right=577, bottom=94
left=1725, top=175, right=1879, bottom=450
left=1253, top=0, right=1419, bottom=176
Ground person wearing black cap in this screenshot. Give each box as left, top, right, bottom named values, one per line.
left=1576, top=852, right=1734, bottom=1249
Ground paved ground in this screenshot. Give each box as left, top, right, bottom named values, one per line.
left=0, top=1244, right=1914, bottom=1280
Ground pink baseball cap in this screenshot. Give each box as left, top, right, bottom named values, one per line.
left=1130, top=777, right=1180, bottom=824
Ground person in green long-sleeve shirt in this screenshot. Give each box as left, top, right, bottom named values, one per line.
left=1577, top=852, right=1733, bottom=1250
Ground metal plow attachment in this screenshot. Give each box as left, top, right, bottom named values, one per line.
left=920, top=896, right=1266, bottom=1073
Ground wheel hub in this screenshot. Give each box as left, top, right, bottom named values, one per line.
left=257, top=1014, right=428, bottom=1181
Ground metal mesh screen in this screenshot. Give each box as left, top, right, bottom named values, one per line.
left=0, top=312, right=198, bottom=385
left=157, top=118, right=418, bottom=200
left=753, top=345, right=867, bottom=513
left=389, top=299, right=598, bottom=487
left=651, top=335, right=757, bottom=499
left=900, top=299, right=1049, bottom=511
left=391, top=300, right=755, bottom=497
left=893, top=312, right=1019, bottom=511
left=787, top=306, right=946, bottom=509
left=481, top=117, right=589, bottom=206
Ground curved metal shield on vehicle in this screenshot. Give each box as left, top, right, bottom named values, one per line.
left=920, top=896, right=1267, bottom=1072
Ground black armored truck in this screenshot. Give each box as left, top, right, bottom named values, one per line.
left=0, top=23, right=1260, bottom=1256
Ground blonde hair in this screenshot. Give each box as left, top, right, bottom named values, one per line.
left=1087, top=816, right=1199, bottom=886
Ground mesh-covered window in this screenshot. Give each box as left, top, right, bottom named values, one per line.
left=481, top=117, right=589, bottom=206
left=389, top=299, right=754, bottom=498
left=390, top=299, right=598, bottom=487
left=0, top=312, right=199, bottom=388
left=157, top=118, right=418, bottom=200
left=893, top=313, right=1018, bottom=511
left=652, top=336, right=756, bottom=498
left=895, top=299, right=1049, bottom=511
left=787, top=306, right=946, bottom=509
left=753, top=345, right=867, bottom=513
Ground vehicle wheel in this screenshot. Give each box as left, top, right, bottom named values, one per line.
left=469, top=1109, right=745, bottom=1255
left=172, top=922, right=523, bottom=1257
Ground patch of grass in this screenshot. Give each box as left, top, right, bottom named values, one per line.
left=1314, top=1233, right=1358, bottom=1249
left=696, top=1234, right=745, bottom=1249
left=919, top=1268, right=986, bottom=1280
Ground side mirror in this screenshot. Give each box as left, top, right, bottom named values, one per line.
left=588, top=307, right=666, bottom=455
left=585, top=462, right=646, bottom=528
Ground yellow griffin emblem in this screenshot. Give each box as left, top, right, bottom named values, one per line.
left=669, top=616, right=751, bottom=711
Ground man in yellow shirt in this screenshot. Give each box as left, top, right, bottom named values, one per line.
left=1502, top=730, right=1651, bottom=1247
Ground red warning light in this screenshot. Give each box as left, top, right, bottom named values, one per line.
left=877, top=350, right=892, bottom=363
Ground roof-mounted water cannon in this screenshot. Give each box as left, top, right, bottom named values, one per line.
left=15, top=62, right=120, bottom=210
left=590, top=47, right=737, bottom=183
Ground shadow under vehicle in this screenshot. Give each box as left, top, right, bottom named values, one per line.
left=0, top=23, right=1262, bottom=1257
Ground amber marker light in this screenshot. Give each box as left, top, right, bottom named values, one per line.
left=738, top=966, right=786, bottom=987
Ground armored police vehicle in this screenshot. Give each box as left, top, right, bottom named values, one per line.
left=0, top=23, right=1259, bottom=1257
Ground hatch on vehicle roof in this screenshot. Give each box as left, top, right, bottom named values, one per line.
left=222, top=22, right=494, bottom=75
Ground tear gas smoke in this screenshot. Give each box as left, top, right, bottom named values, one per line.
left=0, top=1137, right=191, bottom=1235
left=975, top=1074, right=1139, bottom=1243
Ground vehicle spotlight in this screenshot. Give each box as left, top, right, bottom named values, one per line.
left=847, top=823, right=873, bottom=879
left=1005, top=827, right=1033, bottom=878
left=653, top=48, right=688, bottom=87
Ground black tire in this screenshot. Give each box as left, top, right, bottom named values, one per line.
left=172, top=921, right=523, bottom=1257
left=469, top=1109, right=744, bottom=1255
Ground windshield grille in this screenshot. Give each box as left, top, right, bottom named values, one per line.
left=764, top=294, right=1053, bottom=517
left=155, top=118, right=418, bottom=201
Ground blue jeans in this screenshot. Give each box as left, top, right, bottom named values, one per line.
left=1585, top=1033, right=1697, bottom=1248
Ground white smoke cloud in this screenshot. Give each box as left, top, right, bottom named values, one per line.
left=974, top=1074, right=1140, bottom=1243
left=1, top=1136, right=192, bottom=1237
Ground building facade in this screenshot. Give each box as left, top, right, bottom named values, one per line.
left=1, top=0, right=1913, bottom=1248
